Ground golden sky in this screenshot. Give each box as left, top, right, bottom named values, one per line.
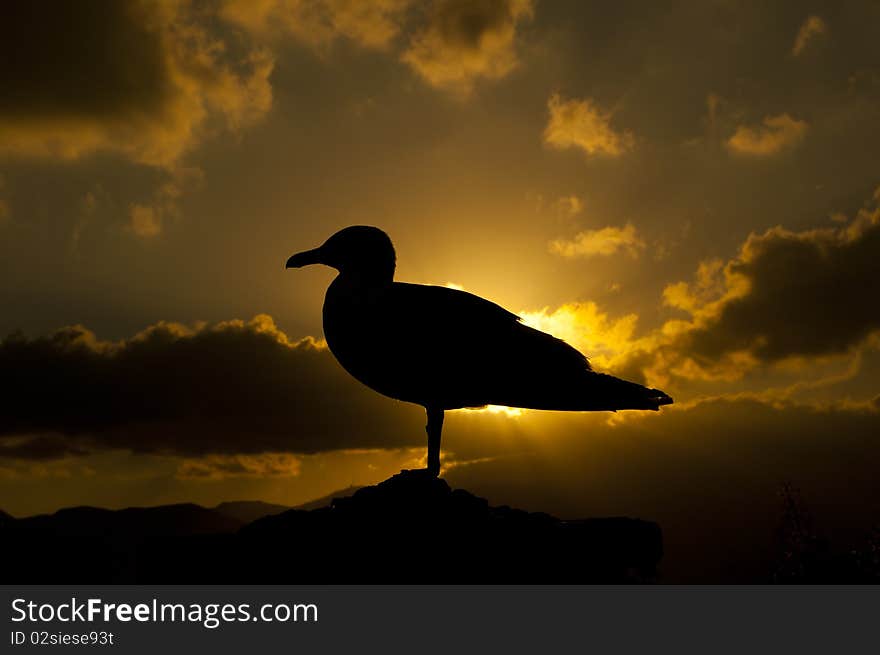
left=1, top=0, right=879, bottom=578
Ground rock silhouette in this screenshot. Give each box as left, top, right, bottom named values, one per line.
left=1, top=472, right=662, bottom=583
left=238, top=470, right=662, bottom=583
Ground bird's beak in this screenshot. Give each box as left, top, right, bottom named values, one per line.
left=286, top=247, right=324, bottom=269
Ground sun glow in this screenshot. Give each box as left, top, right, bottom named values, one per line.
left=518, top=302, right=640, bottom=369
left=484, top=405, right=525, bottom=417
left=451, top=404, right=525, bottom=418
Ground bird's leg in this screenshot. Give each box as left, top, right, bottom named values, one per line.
left=425, top=406, right=444, bottom=477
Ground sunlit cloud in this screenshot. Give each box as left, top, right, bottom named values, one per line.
left=437, top=284, right=644, bottom=375
left=401, top=0, right=534, bottom=94
left=220, top=0, right=412, bottom=51
left=792, top=15, right=827, bottom=57
left=549, top=223, right=645, bottom=258
left=554, top=195, right=583, bottom=217
left=0, top=455, right=97, bottom=482
left=726, top=113, right=808, bottom=156
left=661, top=258, right=749, bottom=322
left=544, top=93, right=635, bottom=157
left=439, top=453, right=504, bottom=473
left=519, top=302, right=642, bottom=372
left=127, top=205, right=162, bottom=239
left=482, top=405, right=525, bottom=417
left=125, top=167, right=204, bottom=239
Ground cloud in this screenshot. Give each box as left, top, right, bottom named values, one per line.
left=0, top=456, right=97, bottom=482
left=619, top=186, right=880, bottom=386
left=127, top=205, right=162, bottom=239
left=549, top=223, right=645, bottom=258
left=0, top=434, right=91, bottom=461
left=554, top=195, right=583, bottom=217
left=0, top=1, right=273, bottom=168
left=5, top=188, right=879, bottom=463
left=543, top=94, right=635, bottom=157
left=401, top=0, right=533, bottom=94
left=126, top=167, right=204, bottom=238
left=792, top=15, right=827, bottom=57
left=672, top=197, right=880, bottom=363
left=519, top=302, right=640, bottom=372
left=0, top=315, right=431, bottom=459
left=521, top=186, right=880, bottom=391
left=176, top=452, right=302, bottom=479
left=220, top=0, right=413, bottom=50
left=221, top=0, right=534, bottom=95
left=726, top=114, right=808, bottom=156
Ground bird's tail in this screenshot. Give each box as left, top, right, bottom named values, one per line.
left=578, top=373, right=673, bottom=411
left=481, top=369, right=672, bottom=412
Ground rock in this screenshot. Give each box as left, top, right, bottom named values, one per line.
left=237, top=470, right=662, bottom=583
left=0, top=471, right=662, bottom=583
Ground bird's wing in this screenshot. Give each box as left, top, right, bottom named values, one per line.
left=389, top=283, right=522, bottom=333
left=366, top=283, right=596, bottom=408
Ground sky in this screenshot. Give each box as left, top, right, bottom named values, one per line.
left=2, top=0, right=880, bottom=580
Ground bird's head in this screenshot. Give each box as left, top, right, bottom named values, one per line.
left=286, top=226, right=396, bottom=281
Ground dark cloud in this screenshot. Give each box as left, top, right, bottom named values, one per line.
left=0, top=0, right=272, bottom=166
left=428, top=0, right=521, bottom=48
left=684, top=198, right=880, bottom=362
left=0, top=434, right=89, bottom=460
left=0, top=315, right=427, bottom=459
left=0, top=1, right=168, bottom=121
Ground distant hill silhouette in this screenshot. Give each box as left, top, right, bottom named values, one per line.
left=9, top=503, right=242, bottom=537
left=212, top=500, right=291, bottom=524
left=210, top=485, right=363, bottom=519
left=290, top=485, right=363, bottom=511
left=0, top=472, right=662, bottom=583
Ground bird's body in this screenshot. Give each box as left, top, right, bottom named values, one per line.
left=288, top=226, right=672, bottom=476
left=324, top=277, right=667, bottom=412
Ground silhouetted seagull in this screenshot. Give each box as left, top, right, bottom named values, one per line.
left=287, top=226, right=672, bottom=476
